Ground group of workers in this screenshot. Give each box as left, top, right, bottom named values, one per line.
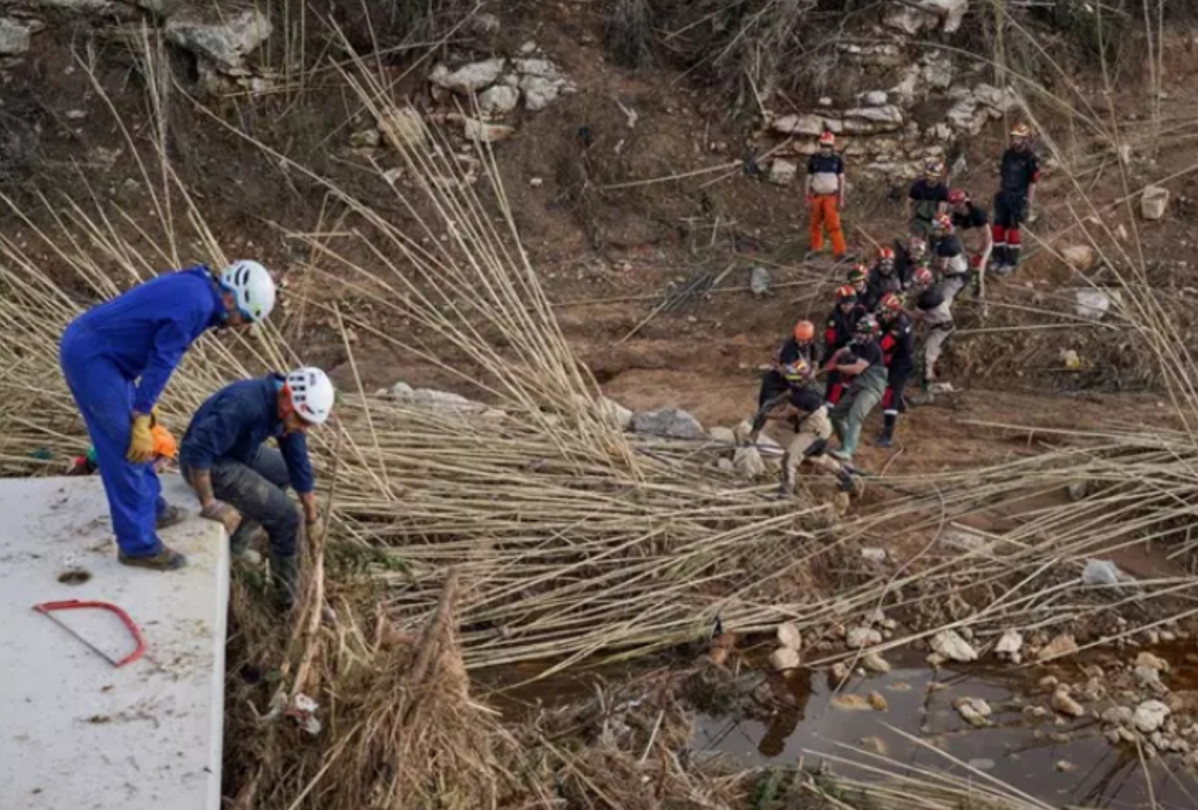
left=59, top=260, right=336, bottom=608
left=755, top=123, right=1041, bottom=498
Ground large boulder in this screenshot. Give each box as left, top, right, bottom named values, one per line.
left=165, top=4, right=273, bottom=69
left=631, top=408, right=704, bottom=440
left=0, top=19, right=31, bottom=55
left=430, top=58, right=506, bottom=94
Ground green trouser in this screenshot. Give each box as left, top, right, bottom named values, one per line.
left=830, top=370, right=887, bottom=457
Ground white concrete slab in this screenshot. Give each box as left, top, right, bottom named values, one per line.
left=0, top=474, right=228, bottom=810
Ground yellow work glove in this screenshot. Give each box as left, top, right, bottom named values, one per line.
left=127, top=413, right=155, bottom=463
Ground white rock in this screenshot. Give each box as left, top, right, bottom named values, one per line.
left=844, top=105, right=904, bottom=125
left=995, top=630, right=1023, bottom=658
left=1134, top=700, right=1171, bottom=734
left=921, top=53, right=955, bottom=89
left=389, top=381, right=415, bottom=399
left=1102, top=706, right=1135, bottom=727
left=923, top=0, right=969, bottom=32
left=709, top=426, right=736, bottom=444
left=165, top=6, right=273, bottom=69
left=973, top=83, right=1017, bottom=113
left=411, top=388, right=475, bottom=410
left=818, top=96, right=833, bottom=107
left=594, top=397, right=634, bottom=431
left=862, top=651, right=891, bottom=673
left=430, top=58, right=506, bottom=93
left=732, top=446, right=766, bottom=478
left=478, top=84, right=520, bottom=116
left=776, top=622, right=803, bottom=651
left=768, top=158, right=797, bottom=186
left=717, top=457, right=734, bottom=472
left=1037, top=633, right=1078, bottom=661
left=455, top=115, right=516, bottom=144
left=1075, top=290, right=1110, bottom=321
left=955, top=697, right=993, bottom=727
left=1051, top=686, right=1085, bottom=717
left=860, top=90, right=888, bottom=106
left=1136, top=652, right=1169, bottom=672
left=1134, top=666, right=1167, bottom=693
left=946, top=96, right=987, bottom=135
left=1142, top=185, right=1169, bottom=221
left=1062, top=244, right=1097, bottom=270
left=1067, top=481, right=1088, bottom=501
left=732, top=419, right=755, bottom=443
left=927, top=122, right=954, bottom=142
left=770, top=113, right=828, bottom=137
left=1083, top=559, right=1123, bottom=586
left=930, top=630, right=978, bottom=662
left=860, top=547, right=887, bottom=563
left=529, top=176, right=544, bottom=187
left=632, top=408, right=705, bottom=440
left=769, top=646, right=801, bottom=672
left=377, top=107, right=427, bottom=148
left=846, top=626, right=883, bottom=648
left=940, top=528, right=990, bottom=554
left=884, top=5, right=937, bottom=34
left=349, top=128, right=381, bottom=148
left=0, top=19, right=31, bottom=55
left=519, top=39, right=538, bottom=54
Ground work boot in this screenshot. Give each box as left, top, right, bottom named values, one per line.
left=230, top=524, right=266, bottom=565
left=837, top=469, right=857, bottom=493
left=119, top=545, right=188, bottom=571
left=270, top=553, right=300, bottom=610
left=155, top=503, right=187, bottom=530
left=804, top=249, right=822, bottom=261
left=877, top=433, right=893, bottom=448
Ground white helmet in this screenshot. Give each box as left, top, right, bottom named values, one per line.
left=285, top=367, right=335, bottom=425
left=220, top=260, right=276, bottom=323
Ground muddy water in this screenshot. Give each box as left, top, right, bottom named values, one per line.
left=693, top=651, right=1197, bottom=810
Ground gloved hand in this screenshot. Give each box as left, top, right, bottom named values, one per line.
left=127, top=413, right=155, bottom=463
left=306, top=515, right=326, bottom=544
left=200, top=500, right=242, bottom=535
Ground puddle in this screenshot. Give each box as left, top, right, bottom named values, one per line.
left=692, top=650, right=1198, bottom=810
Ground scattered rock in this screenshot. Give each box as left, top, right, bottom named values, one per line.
left=0, top=19, right=31, bottom=55
left=430, top=58, right=506, bottom=94
left=1055, top=759, right=1075, bottom=772
left=632, top=408, right=705, bottom=440
left=843, top=104, right=905, bottom=129
left=1037, top=633, right=1078, bottom=661
left=995, top=629, right=1023, bottom=661
left=846, top=626, right=883, bottom=648
left=859, top=90, right=888, bottom=106
left=165, top=5, right=273, bottom=70
left=1062, top=244, right=1097, bottom=270
left=709, top=426, right=736, bottom=444
left=831, top=693, right=873, bottom=711
left=377, top=108, right=427, bottom=148
left=830, top=661, right=851, bottom=682
left=1137, top=652, right=1170, bottom=672
left=1134, top=700, right=1171, bottom=734
left=930, top=630, right=978, bottom=662
left=1141, top=185, right=1169, bottom=221
left=860, top=547, right=887, bottom=563
left=515, top=58, right=574, bottom=110
left=883, top=4, right=938, bottom=34
left=478, top=84, right=520, bottom=116
left=768, top=158, right=797, bottom=186
left=1051, top=686, right=1085, bottom=718
left=1102, top=706, right=1135, bottom=727
left=955, top=697, right=993, bottom=727
left=1039, top=675, right=1059, bottom=690
left=926, top=652, right=946, bottom=667
left=732, top=446, right=766, bottom=478
left=946, top=95, right=988, bottom=135
left=594, top=397, right=634, bottom=431
left=769, top=646, right=801, bottom=673
left=749, top=265, right=772, bottom=297
left=862, top=651, right=891, bottom=673
left=868, top=691, right=889, bottom=711
left=349, top=128, right=381, bottom=148
left=1135, top=666, right=1168, bottom=693
left=716, top=457, right=734, bottom=472
left=449, top=114, right=516, bottom=144
left=776, top=622, right=802, bottom=651
left=410, top=388, right=474, bottom=410
left=940, top=528, right=990, bottom=554
left=1075, top=290, right=1111, bottom=321
left=1082, top=559, right=1122, bottom=585
left=972, top=83, right=1017, bottom=114
left=1067, top=481, right=1088, bottom=501
left=770, top=113, right=828, bottom=137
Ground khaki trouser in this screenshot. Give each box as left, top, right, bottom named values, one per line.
left=925, top=323, right=955, bottom=379
left=779, top=406, right=841, bottom=486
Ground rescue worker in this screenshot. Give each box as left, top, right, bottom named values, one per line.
left=822, top=285, right=863, bottom=405
left=948, top=188, right=993, bottom=298
left=929, top=214, right=969, bottom=305
left=826, top=314, right=888, bottom=462
left=59, top=260, right=277, bottom=571
left=847, top=263, right=869, bottom=300
left=864, top=247, right=903, bottom=311
left=749, top=359, right=860, bottom=498
left=179, top=367, right=335, bottom=608
left=876, top=293, right=915, bottom=448
left=992, top=123, right=1041, bottom=275
left=757, top=319, right=817, bottom=408
left=805, top=131, right=848, bottom=261
left=908, top=267, right=954, bottom=385
left=894, top=235, right=928, bottom=285
left=906, top=160, right=949, bottom=238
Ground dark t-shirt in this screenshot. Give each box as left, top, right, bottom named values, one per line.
left=935, top=234, right=964, bottom=258
left=850, top=339, right=884, bottom=368
left=777, top=337, right=816, bottom=366
left=807, top=153, right=845, bottom=176
left=788, top=385, right=824, bottom=413
left=951, top=203, right=989, bottom=231
left=880, top=314, right=915, bottom=372
left=908, top=179, right=949, bottom=203
left=1000, top=149, right=1041, bottom=195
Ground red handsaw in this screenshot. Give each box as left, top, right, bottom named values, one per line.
left=33, top=599, right=146, bottom=668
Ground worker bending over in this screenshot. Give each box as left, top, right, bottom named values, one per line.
left=948, top=189, right=993, bottom=298
left=757, top=319, right=817, bottom=408
left=908, top=267, right=955, bottom=385
left=59, top=260, right=277, bottom=571
left=180, top=368, right=335, bottom=608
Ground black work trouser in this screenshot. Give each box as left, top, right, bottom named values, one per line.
left=186, top=446, right=300, bottom=557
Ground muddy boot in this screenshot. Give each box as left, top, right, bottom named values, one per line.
left=155, top=502, right=187, bottom=530
left=270, top=552, right=300, bottom=610
left=119, top=544, right=188, bottom=571
left=229, top=524, right=265, bottom=565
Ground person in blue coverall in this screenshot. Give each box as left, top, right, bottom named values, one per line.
left=180, top=368, right=335, bottom=607
left=59, top=260, right=278, bottom=571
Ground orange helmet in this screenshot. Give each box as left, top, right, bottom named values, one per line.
left=912, top=267, right=934, bottom=287
left=1010, top=122, right=1032, bottom=139
left=793, top=319, right=815, bottom=342
left=879, top=292, right=903, bottom=313
left=835, top=284, right=857, bottom=302
left=818, top=131, right=835, bottom=147
left=847, top=264, right=868, bottom=284
left=925, top=159, right=945, bottom=179
left=150, top=424, right=178, bottom=461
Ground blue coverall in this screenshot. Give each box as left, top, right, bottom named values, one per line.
left=59, top=267, right=226, bottom=558
left=179, top=375, right=315, bottom=557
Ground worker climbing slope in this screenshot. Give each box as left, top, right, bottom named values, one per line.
left=59, top=260, right=277, bottom=571
left=180, top=368, right=335, bottom=609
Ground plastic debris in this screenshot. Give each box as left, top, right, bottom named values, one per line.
left=1082, top=559, right=1122, bottom=586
